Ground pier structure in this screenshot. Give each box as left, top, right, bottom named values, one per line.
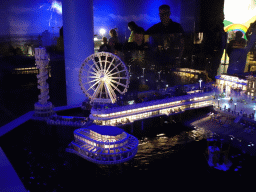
left=90, top=91, right=214, bottom=126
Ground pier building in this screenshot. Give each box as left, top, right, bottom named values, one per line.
left=90, top=92, right=213, bottom=126
left=66, top=125, right=138, bottom=164
left=215, top=73, right=256, bottom=97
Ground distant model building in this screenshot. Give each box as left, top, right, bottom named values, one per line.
left=215, top=74, right=247, bottom=95
left=66, top=125, right=138, bottom=164
left=34, top=47, right=54, bottom=117
left=215, top=73, right=256, bottom=97
left=246, top=75, right=256, bottom=97
left=174, top=68, right=209, bottom=83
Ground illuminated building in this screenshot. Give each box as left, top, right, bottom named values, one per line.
left=12, top=66, right=51, bottom=76
left=215, top=74, right=247, bottom=95
left=246, top=52, right=256, bottom=72
left=246, top=75, right=256, bottom=97
left=12, top=67, right=38, bottom=75
left=215, top=73, right=256, bottom=98
left=66, top=125, right=138, bottom=164
left=90, top=92, right=213, bottom=126
left=173, top=68, right=210, bottom=84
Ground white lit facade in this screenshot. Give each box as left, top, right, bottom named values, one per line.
left=246, top=75, right=256, bottom=97
left=215, top=74, right=247, bottom=96
left=66, top=125, right=138, bottom=164
left=90, top=92, right=213, bottom=126
left=174, top=68, right=207, bottom=83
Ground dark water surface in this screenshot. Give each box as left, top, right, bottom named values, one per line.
left=1, top=111, right=255, bottom=191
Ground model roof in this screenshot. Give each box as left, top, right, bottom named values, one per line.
left=87, top=124, right=124, bottom=136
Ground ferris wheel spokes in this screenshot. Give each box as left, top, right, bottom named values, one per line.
left=105, top=57, right=117, bottom=74
left=89, top=70, right=98, bottom=76
left=111, top=77, right=128, bottom=80
left=106, top=62, right=122, bottom=75
left=87, top=80, right=100, bottom=92
left=109, top=69, right=127, bottom=77
left=109, top=82, right=124, bottom=94
left=91, top=81, right=103, bottom=100
left=104, top=82, right=116, bottom=103
left=79, top=52, right=129, bottom=104
left=84, top=78, right=99, bottom=84
left=110, top=80, right=127, bottom=88
left=90, top=66, right=99, bottom=75
left=92, top=58, right=101, bottom=72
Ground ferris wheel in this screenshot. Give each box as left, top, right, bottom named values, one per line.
left=79, top=52, right=130, bottom=104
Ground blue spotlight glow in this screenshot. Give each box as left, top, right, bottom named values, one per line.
left=51, top=1, right=62, bottom=15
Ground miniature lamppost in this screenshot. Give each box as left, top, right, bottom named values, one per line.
left=158, top=71, right=161, bottom=80
left=199, top=78, right=202, bottom=90
left=128, top=65, right=131, bottom=73
left=234, top=103, right=237, bottom=112
left=142, top=68, right=145, bottom=77
left=218, top=98, right=220, bottom=108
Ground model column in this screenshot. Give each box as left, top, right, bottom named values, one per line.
left=62, top=0, right=94, bottom=106
left=34, top=47, right=54, bottom=117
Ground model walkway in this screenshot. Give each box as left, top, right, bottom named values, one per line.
left=0, top=147, right=27, bottom=192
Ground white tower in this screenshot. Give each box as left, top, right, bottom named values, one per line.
left=34, top=47, right=54, bottom=117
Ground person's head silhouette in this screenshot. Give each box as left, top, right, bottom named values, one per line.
left=235, top=31, right=243, bottom=40
left=159, top=4, right=171, bottom=26
left=128, top=21, right=138, bottom=31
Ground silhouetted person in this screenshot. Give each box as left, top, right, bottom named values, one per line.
left=108, top=29, right=119, bottom=54
left=227, top=29, right=256, bottom=75
left=202, top=13, right=226, bottom=80
left=146, top=4, right=184, bottom=68
left=146, top=4, right=184, bottom=35
left=226, top=31, right=246, bottom=57
left=98, top=37, right=111, bottom=52
left=128, top=21, right=139, bottom=42
left=123, top=27, right=149, bottom=51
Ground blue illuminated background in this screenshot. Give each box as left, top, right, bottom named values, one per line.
left=0, top=0, right=182, bottom=38
left=0, top=0, right=62, bottom=36
left=93, top=0, right=181, bottom=40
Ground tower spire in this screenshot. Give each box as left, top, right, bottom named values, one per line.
left=34, top=47, right=54, bottom=117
